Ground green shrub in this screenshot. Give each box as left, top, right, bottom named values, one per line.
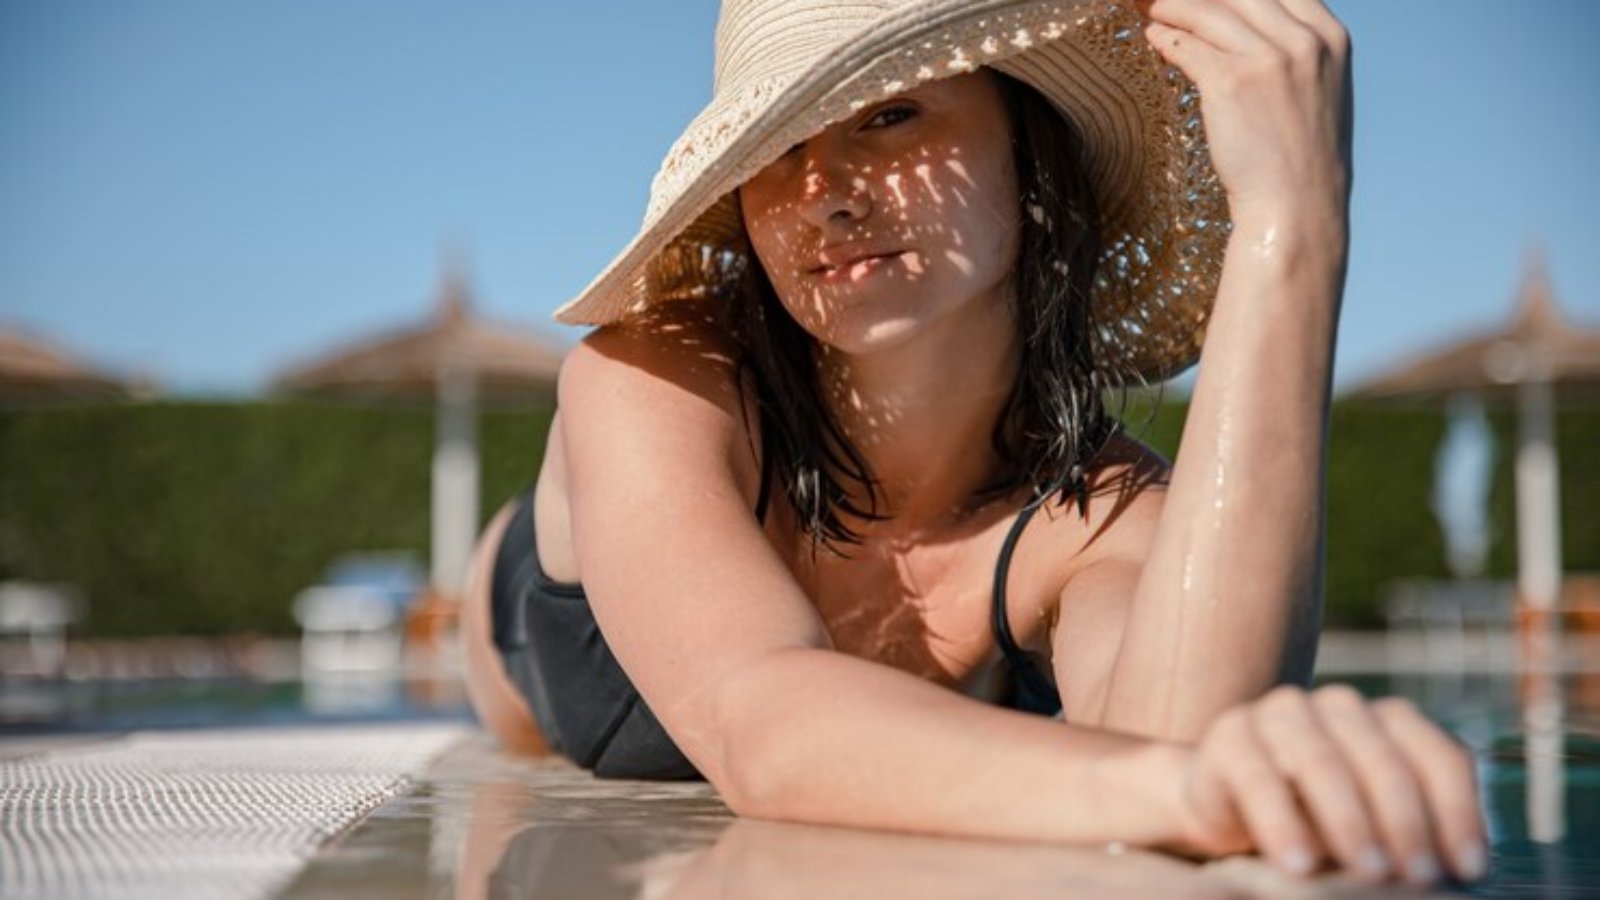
left=0, top=397, right=1593, bottom=635
left=0, top=399, right=552, bottom=636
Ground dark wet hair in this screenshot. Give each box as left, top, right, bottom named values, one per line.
left=722, top=69, right=1125, bottom=554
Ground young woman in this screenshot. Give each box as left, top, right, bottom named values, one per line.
left=461, top=0, right=1488, bottom=887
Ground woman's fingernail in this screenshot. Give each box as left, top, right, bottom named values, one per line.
left=1456, top=842, right=1488, bottom=881
left=1406, top=851, right=1441, bottom=884
left=1357, top=845, right=1390, bottom=878
left=1281, top=845, right=1315, bottom=875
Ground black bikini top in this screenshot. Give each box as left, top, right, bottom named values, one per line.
left=990, top=499, right=1063, bottom=716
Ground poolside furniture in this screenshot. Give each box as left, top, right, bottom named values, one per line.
left=0, top=580, right=81, bottom=678
left=291, top=585, right=405, bottom=674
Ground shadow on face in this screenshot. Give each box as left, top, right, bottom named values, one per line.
left=737, top=69, right=1022, bottom=361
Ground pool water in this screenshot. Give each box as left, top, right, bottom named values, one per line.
left=1321, top=672, right=1600, bottom=897
left=0, top=673, right=472, bottom=734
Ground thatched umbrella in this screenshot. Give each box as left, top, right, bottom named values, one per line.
left=0, top=326, right=140, bottom=404
left=1351, top=249, right=1600, bottom=611
left=271, top=263, right=567, bottom=600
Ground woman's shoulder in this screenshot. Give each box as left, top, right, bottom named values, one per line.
left=561, top=297, right=751, bottom=411
left=1044, top=428, right=1172, bottom=572
left=556, top=297, right=764, bottom=494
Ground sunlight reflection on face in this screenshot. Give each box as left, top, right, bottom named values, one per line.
left=737, top=70, right=1021, bottom=357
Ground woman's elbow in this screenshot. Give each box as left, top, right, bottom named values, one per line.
left=703, top=647, right=824, bottom=818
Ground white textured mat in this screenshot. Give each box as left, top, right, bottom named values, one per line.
left=0, top=724, right=468, bottom=900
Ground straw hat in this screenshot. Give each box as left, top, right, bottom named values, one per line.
left=553, top=0, right=1230, bottom=380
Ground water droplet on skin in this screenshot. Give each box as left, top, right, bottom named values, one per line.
left=1255, top=226, right=1278, bottom=259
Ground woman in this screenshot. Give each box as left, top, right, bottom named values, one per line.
left=462, top=0, right=1487, bottom=887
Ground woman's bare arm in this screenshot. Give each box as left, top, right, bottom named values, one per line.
left=558, top=308, right=1184, bottom=847
left=1080, top=0, right=1353, bottom=742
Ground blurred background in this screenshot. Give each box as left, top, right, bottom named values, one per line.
left=1, top=0, right=1597, bottom=887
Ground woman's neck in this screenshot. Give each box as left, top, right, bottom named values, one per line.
left=815, top=296, right=1022, bottom=534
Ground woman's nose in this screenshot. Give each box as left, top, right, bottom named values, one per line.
left=794, top=148, right=871, bottom=230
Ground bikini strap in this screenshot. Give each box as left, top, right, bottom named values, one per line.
left=991, top=497, right=1059, bottom=705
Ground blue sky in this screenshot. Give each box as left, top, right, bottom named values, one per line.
left=2, top=0, right=1597, bottom=398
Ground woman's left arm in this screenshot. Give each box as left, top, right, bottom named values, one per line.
left=1087, top=0, right=1353, bottom=741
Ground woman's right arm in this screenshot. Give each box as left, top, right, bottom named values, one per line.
left=556, top=307, right=1178, bottom=846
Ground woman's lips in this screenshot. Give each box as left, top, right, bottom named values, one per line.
left=809, top=251, right=906, bottom=283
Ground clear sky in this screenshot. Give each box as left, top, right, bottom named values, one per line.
left=2, top=0, right=1596, bottom=398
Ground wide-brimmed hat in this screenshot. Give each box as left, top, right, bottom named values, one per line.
left=553, top=0, right=1230, bottom=380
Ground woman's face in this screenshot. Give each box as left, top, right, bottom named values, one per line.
left=738, top=70, right=1020, bottom=355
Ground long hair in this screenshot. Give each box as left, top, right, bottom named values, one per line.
left=722, top=70, right=1125, bottom=554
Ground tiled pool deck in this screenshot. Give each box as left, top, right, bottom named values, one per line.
left=4, top=630, right=1597, bottom=898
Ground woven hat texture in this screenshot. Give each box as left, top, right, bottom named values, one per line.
left=553, top=0, right=1230, bottom=379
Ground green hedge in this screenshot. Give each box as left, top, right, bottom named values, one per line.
left=0, top=399, right=554, bottom=636
left=0, top=398, right=1594, bottom=635
left=1132, top=399, right=1598, bottom=626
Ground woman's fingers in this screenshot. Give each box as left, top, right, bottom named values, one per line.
left=1142, top=0, right=1272, bottom=55
left=1138, top=0, right=1352, bottom=216
left=1373, top=696, right=1492, bottom=883
left=1250, top=686, right=1391, bottom=882
left=1194, top=705, right=1323, bottom=874
left=1273, top=0, right=1350, bottom=52
left=1187, top=686, right=1486, bottom=886
left=1143, top=20, right=1223, bottom=82
left=1312, top=685, right=1443, bottom=887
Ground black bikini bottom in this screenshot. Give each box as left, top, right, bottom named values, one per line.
left=489, top=488, right=702, bottom=781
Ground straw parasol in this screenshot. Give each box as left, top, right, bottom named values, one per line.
left=0, top=326, right=139, bottom=404
left=271, top=269, right=564, bottom=404
left=1353, top=252, right=1600, bottom=402
left=271, top=260, right=568, bottom=602
left=1350, top=248, right=1600, bottom=612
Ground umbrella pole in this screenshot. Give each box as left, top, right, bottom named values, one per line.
left=432, top=364, right=480, bottom=597
left=1514, top=378, right=1563, bottom=613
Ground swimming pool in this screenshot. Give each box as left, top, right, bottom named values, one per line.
left=1320, top=671, right=1599, bottom=897
left=0, top=672, right=473, bottom=734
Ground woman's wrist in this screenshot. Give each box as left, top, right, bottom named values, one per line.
left=1224, top=200, right=1349, bottom=269
left=1111, top=739, right=1197, bottom=852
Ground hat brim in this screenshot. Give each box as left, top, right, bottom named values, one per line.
left=553, top=0, right=1228, bottom=382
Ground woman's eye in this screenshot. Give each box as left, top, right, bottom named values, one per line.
left=864, top=105, right=917, bottom=129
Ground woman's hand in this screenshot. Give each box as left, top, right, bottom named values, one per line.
left=1158, top=684, right=1489, bottom=887
left=1139, top=0, right=1353, bottom=224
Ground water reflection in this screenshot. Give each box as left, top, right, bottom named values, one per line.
left=448, top=754, right=1456, bottom=899
left=1331, top=626, right=1600, bottom=897
left=273, top=662, right=1600, bottom=900
left=464, top=802, right=1437, bottom=899
left=1522, top=613, right=1566, bottom=844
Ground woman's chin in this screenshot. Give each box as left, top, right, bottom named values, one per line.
left=813, top=313, right=927, bottom=357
